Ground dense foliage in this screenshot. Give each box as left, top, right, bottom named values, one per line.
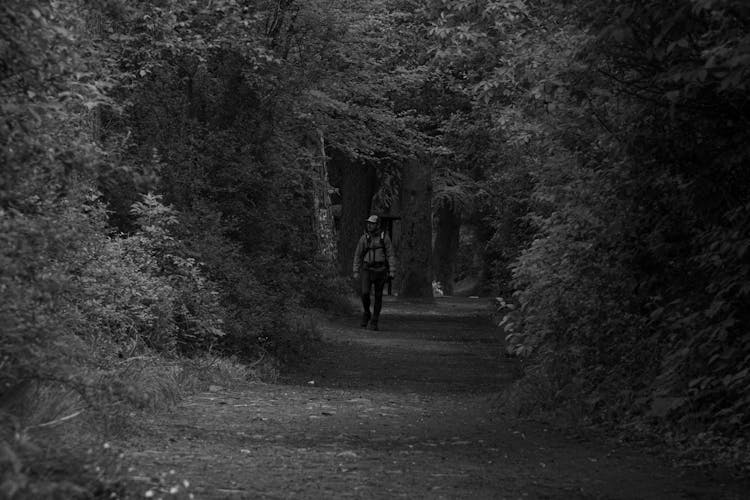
left=423, top=0, right=750, bottom=452
left=1, top=0, right=374, bottom=495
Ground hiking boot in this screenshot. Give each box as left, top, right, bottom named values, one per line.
left=368, top=319, right=379, bottom=331
left=360, top=311, right=371, bottom=328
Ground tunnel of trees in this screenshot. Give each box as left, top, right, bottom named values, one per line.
left=2, top=0, right=749, bottom=494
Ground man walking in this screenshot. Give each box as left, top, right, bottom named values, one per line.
left=353, top=215, right=396, bottom=331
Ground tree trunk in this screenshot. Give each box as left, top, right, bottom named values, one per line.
left=336, top=153, right=376, bottom=276
left=399, top=156, right=433, bottom=299
left=305, top=130, right=336, bottom=263
left=312, top=130, right=336, bottom=260
left=433, top=204, right=461, bottom=295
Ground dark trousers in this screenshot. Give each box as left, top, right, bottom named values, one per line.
left=361, top=268, right=387, bottom=319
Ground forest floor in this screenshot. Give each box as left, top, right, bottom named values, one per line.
left=119, top=297, right=749, bottom=499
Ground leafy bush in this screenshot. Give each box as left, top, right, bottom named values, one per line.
left=652, top=201, right=750, bottom=435
left=415, top=0, right=750, bottom=462
left=128, top=194, right=228, bottom=353
left=0, top=184, right=264, bottom=497
left=503, top=153, right=648, bottom=416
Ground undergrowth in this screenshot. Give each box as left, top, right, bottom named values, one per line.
left=0, top=189, right=332, bottom=497
left=0, top=352, right=281, bottom=499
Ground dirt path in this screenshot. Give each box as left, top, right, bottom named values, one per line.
left=122, top=297, right=747, bottom=499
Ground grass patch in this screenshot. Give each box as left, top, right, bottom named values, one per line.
left=0, top=351, right=268, bottom=499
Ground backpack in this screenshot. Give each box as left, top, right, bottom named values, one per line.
left=362, top=231, right=389, bottom=272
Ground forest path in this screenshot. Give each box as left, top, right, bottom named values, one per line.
left=122, top=297, right=745, bottom=499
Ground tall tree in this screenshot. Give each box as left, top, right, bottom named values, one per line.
left=335, top=154, right=378, bottom=276
left=399, top=156, right=434, bottom=298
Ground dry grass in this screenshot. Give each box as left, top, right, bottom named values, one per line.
left=0, top=350, right=270, bottom=498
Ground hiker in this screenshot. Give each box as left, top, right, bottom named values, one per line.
left=352, top=215, right=396, bottom=331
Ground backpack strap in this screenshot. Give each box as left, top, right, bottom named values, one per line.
left=360, top=233, right=372, bottom=263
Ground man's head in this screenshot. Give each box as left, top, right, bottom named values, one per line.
left=365, top=214, right=379, bottom=233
